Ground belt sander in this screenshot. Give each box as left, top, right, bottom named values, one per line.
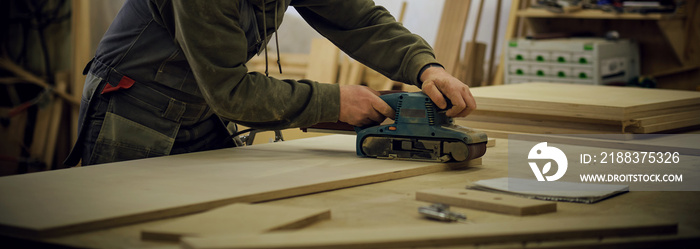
left=304, top=92, right=488, bottom=162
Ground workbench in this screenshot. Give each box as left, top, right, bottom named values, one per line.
left=2, top=135, right=699, bottom=248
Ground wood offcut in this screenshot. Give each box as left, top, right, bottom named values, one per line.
left=415, top=189, right=556, bottom=216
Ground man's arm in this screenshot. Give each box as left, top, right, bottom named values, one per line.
left=156, top=0, right=342, bottom=130
left=420, top=65, right=477, bottom=117
left=293, top=0, right=475, bottom=117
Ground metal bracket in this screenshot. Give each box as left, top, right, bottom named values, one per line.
left=418, top=203, right=467, bottom=223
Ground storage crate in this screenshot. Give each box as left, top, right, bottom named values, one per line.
left=505, top=38, right=639, bottom=85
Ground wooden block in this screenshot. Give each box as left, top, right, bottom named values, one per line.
left=305, top=38, right=340, bottom=83
left=0, top=135, right=481, bottom=237
left=181, top=215, right=677, bottom=249
left=141, top=203, right=330, bottom=242
left=402, top=84, right=421, bottom=92
left=433, top=0, right=472, bottom=75
left=415, top=189, right=556, bottom=216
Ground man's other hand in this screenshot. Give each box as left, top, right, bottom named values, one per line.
left=339, top=85, right=395, bottom=127
left=420, top=66, right=476, bottom=117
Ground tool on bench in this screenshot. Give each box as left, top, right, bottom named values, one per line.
left=418, top=203, right=467, bottom=223
left=356, top=92, right=488, bottom=162
left=303, top=92, right=488, bottom=162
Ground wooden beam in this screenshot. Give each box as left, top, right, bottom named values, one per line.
left=416, top=189, right=556, bottom=216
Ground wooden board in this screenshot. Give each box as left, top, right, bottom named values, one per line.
left=0, top=135, right=480, bottom=237
left=415, top=189, right=556, bottom=216
left=71, top=0, right=92, bottom=146
left=433, top=0, right=472, bottom=75
left=181, top=215, right=677, bottom=249
left=493, top=0, right=523, bottom=85
left=141, top=203, right=330, bottom=242
left=305, top=38, right=340, bottom=83
left=471, top=83, right=700, bottom=121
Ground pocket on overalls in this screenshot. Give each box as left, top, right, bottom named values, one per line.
left=88, top=112, right=175, bottom=165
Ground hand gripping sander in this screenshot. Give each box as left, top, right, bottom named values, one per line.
left=355, top=92, right=488, bottom=162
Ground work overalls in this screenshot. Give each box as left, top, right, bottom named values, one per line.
left=65, top=0, right=274, bottom=166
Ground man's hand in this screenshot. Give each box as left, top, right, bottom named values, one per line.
left=420, top=65, right=476, bottom=117
left=339, top=85, right=395, bottom=127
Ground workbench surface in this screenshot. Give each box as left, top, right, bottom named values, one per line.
left=4, top=136, right=699, bottom=248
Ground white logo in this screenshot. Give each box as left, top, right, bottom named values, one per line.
left=528, top=142, right=568, bottom=181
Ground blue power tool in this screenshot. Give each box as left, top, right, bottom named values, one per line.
left=355, top=92, right=488, bottom=162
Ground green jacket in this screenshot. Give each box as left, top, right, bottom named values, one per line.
left=154, top=0, right=439, bottom=130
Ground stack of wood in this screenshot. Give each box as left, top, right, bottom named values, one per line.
left=456, top=82, right=700, bottom=138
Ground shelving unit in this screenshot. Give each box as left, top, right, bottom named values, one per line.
left=494, top=1, right=700, bottom=90
left=516, top=8, right=683, bottom=20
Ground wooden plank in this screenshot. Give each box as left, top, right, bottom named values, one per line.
left=42, top=72, right=69, bottom=169
left=461, top=42, right=486, bottom=86
left=433, top=0, right=472, bottom=75
left=415, top=189, right=556, bottom=216
left=462, top=0, right=485, bottom=86
left=305, top=38, right=340, bottom=83
left=628, top=117, right=700, bottom=134
left=181, top=215, right=677, bottom=249
left=485, top=0, right=503, bottom=85
left=493, top=0, right=522, bottom=85
left=490, top=133, right=700, bottom=156
left=471, top=83, right=700, bottom=121
left=71, top=0, right=92, bottom=147
left=141, top=203, right=330, bottom=242
left=456, top=119, right=622, bottom=135
left=631, top=110, right=700, bottom=127
left=0, top=135, right=481, bottom=237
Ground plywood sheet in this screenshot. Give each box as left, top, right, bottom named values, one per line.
left=181, top=215, right=676, bottom=249
left=141, top=203, right=330, bottom=241
left=433, top=0, right=472, bottom=75
left=0, top=135, right=479, bottom=237
left=415, top=189, right=556, bottom=216
left=471, top=83, right=700, bottom=120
